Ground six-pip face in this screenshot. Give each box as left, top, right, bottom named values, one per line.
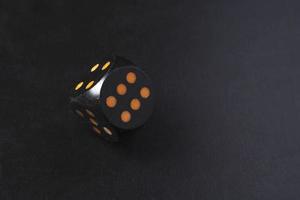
left=100, top=66, right=154, bottom=130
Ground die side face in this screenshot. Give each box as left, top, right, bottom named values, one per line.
left=100, top=66, right=154, bottom=130
left=72, top=57, right=115, bottom=101
left=71, top=103, right=119, bottom=142
left=71, top=57, right=119, bottom=142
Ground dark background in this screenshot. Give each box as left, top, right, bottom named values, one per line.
left=1, top=0, right=300, bottom=199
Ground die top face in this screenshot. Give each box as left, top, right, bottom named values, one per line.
left=71, top=56, right=115, bottom=100
left=100, top=66, right=154, bottom=130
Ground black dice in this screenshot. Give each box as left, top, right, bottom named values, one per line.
left=70, top=56, right=154, bottom=142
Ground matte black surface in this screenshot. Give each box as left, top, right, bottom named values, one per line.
left=1, top=0, right=300, bottom=199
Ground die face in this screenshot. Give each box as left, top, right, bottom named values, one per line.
left=71, top=102, right=119, bottom=142
left=71, top=56, right=116, bottom=102
left=100, top=66, right=154, bottom=130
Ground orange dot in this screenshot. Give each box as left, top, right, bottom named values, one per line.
left=85, top=81, right=95, bottom=89
left=106, top=96, right=117, bottom=108
left=75, top=81, right=84, bottom=90
left=93, top=126, right=101, bottom=135
left=116, top=83, right=127, bottom=95
left=130, top=98, right=141, bottom=110
left=121, top=111, right=131, bottom=123
left=89, top=118, right=98, bottom=126
left=140, top=87, right=150, bottom=99
left=126, top=72, right=136, bottom=84
left=90, top=64, right=99, bottom=72
left=75, top=110, right=84, bottom=118
left=102, top=61, right=111, bottom=70
left=103, top=127, right=113, bottom=135
left=86, top=109, right=95, bottom=117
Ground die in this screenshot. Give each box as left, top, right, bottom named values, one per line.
left=70, top=56, right=154, bottom=142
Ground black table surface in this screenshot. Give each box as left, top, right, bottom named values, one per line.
left=1, top=0, right=300, bottom=199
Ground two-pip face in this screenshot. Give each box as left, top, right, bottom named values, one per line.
left=70, top=56, right=154, bottom=141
